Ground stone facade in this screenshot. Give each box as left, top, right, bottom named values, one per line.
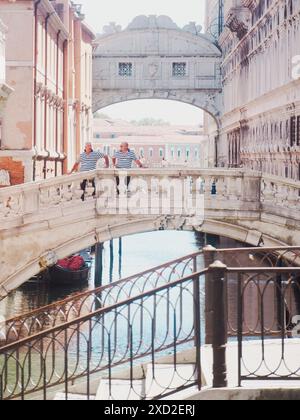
left=0, top=0, right=94, bottom=185
left=219, top=0, right=300, bottom=180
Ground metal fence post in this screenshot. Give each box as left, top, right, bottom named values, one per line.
left=209, top=260, right=228, bottom=388
left=203, top=246, right=217, bottom=345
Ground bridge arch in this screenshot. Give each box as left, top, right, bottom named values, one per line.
left=92, top=15, right=222, bottom=124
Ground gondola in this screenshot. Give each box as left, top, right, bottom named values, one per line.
left=49, top=255, right=91, bottom=286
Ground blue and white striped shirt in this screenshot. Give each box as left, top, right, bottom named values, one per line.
left=113, top=150, right=138, bottom=169
left=78, top=151, right=105, bottom=172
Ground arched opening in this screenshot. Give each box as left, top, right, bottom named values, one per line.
left=92, top=98, right=219, bottom=168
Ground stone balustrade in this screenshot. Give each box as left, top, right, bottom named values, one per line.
left=261, top=174, right=300, bottom=223
left=0, top=169, right=262, bottom=231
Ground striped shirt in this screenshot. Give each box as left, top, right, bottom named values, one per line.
left=78, top=151, right=105, bottom=172
left=114, top=150, right=138, bottom=169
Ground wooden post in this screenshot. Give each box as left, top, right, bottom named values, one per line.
left=94, top=243, right=104, bottom=287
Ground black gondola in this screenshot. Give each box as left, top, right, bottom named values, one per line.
left=49, top=263, right=91, bottom=286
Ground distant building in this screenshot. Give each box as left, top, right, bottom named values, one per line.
left=93, top=118, right=209, bottom=168
left=0, top=0, right=95, bottom=185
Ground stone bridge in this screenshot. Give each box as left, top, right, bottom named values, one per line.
left=92, top=15, right=222, bottom=122
left=0, top=168, right=300, bottom=298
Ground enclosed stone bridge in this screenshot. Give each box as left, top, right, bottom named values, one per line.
left=0, top=168, right=300, bottom=298
left=92, top=15, right=222, bottom=122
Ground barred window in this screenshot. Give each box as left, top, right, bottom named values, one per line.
left=172, top=62, right=187, bottom=77
left=119, top=63, right=133, bottom=77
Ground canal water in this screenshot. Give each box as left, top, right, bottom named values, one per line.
left=0, top=230, right=228, bottom=320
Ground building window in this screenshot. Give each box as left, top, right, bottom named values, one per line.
left=139, top=148, right=144, bottom=158
left=159, top=148, right=164, bottom=158
left=172, top=63, right=187, bottom=77
left=177, top=148, right=182, bottom=158
left=195, top=149, right=199, bottom=159
left=171, top=148, right=175, bottom=158
left=95, top=133, right=101, bottom=139
left=119, top=63, right=133, bottom=77
left=186, top=149, right=190, bottom=160
left=149, top=148, right=154, bottom=158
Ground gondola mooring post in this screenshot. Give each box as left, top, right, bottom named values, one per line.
left=94, top=242, right=104, bottom=287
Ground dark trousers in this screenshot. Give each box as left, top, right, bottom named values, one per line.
left=116, top=176, right=131, bottom=195
left=81, top=179, right=95, bottom=201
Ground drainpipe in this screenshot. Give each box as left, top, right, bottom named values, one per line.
left=62, top=38, right=68, bottom=174
left=55, top=30, right=61, bottom=176
left=33, top=0, right=42, bottom=181
left=43, top=12, right=52, bottom=179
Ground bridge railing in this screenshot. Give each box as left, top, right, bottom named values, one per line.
left=0, top=251, right=202, bottom=346
left=1, top=263, right=300, bottom=400
left=0, top=168, right=262, bottom=230
left=2, top=245, right=300, bottom=347
left=0, top=268, right=208, bottom=400
left=261, top=173, right=300, bottom=220
left=1, top=168, right=300, bottom=234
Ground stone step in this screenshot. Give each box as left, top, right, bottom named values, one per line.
left=144, top=364, right=198, bottom=400
left=54, top=393, right=95, bottom=401
left=94, top=363, right=198, bottom=401
left=95, top=379, right=145, bottom=401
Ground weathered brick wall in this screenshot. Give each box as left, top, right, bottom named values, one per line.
left=0, top=157, right=25, bottom=186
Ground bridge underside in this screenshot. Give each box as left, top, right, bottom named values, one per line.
left=92, top=89, right=222, bottom=125
left=0, top=212, right=297, bottom=300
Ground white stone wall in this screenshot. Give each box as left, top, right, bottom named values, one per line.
left=219, top=0, right=300, bottom=179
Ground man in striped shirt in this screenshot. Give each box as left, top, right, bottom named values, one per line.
left=112, top=143, right=142, bottom=169
left=70, top=142, right=109, bottom=200
left=70, top=142, right=109, bottom=173
left=112, top=142, right=143, bottom=194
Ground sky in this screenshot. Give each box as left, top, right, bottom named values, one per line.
left=80, top=0, right=206, bottom=125
left=99, top=100, right=204, bottom=126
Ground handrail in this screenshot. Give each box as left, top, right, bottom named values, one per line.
left=3, top=244, right=300, bottom=347
left=2, top=262, right=300, bottom=400
left=4, top=250, right=202, bottom=324
left=1, top=250, right=201, bottom=346
left=0, top=268, right=208, bottom=400
left=0, top=268, right=208, bottom=353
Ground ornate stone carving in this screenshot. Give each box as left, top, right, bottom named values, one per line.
left=39, top=251, right=58, bottom=269
left=225, top=7, right=251, bottom=40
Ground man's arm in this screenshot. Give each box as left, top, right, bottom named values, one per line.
left=69, top=159, right=80, bottom=174
left=135, top=159, right=143, bottom=168
left=112, top=156, right=117, bottom=167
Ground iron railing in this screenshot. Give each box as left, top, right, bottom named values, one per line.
left=1, top=262, right=300, bottom=399
left=2, top=246, right=300, bottom=347
left=0, top=252, right=201, bottom=346
left=0, top=269, right=207, bottom=400
left=234, top=267, right=300, bottom=384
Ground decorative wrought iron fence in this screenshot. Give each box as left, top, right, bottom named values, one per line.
left=0, top=270, right=207, bottom=400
